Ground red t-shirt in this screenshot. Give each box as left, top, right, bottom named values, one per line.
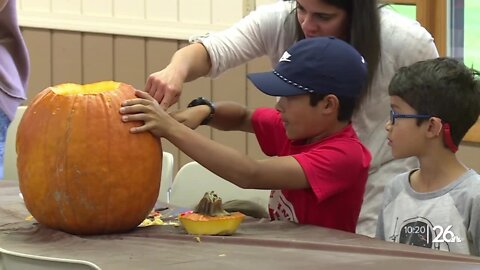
left=252, top=108, right=371, bottom=232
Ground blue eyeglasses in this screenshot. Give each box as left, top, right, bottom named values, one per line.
left=389, top=110, right=431, bottom=125
left=388, top=110, right=458, bottom=153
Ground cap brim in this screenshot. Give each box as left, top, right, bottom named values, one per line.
left=247, top=72, right=307, bottom=96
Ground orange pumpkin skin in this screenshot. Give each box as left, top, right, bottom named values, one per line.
left=16, top=81, right=162, bottom=235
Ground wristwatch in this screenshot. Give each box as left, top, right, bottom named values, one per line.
left=187, top=97, right=215, bottom=125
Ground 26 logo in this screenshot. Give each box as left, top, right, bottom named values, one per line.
left=428, top=225, right=462, bottom=243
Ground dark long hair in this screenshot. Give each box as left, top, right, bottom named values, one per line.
left=285, top=0, right=381, bottom=97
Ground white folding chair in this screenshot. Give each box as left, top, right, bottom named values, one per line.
left=0, top=247, right=101, bottom=270
left=169, top=161, right=270, bottom=212
left=3, top=106, right=27, bottom=181
left=159, top=151, right=174, bottom=203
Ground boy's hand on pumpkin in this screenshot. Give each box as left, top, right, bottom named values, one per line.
left=120, top=90, right=177, bottom=138
left=144, top=67, right=183, bottom=110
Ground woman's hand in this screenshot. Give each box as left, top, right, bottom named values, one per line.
left=144, top=43, right=212, bottom=110
left=144, top=66, right=184, bottom=110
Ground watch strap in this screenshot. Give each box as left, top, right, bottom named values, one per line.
left=187, top=97, right=215, bottom=125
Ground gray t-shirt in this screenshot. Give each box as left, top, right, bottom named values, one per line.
left=376, top=169, right=480, bottom=256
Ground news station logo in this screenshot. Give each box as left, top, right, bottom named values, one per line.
left=390, top=217, right=462, bottom=251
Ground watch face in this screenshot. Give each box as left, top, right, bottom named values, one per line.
left=187, top=97, right=215, bottom=125
left=188, top=97, right=208, bottom=107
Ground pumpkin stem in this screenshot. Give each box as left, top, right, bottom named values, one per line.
left=194, top=191, right=231, bottom=217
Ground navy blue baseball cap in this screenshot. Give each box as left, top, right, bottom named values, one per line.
left=247, top=37, right=368, bottom=98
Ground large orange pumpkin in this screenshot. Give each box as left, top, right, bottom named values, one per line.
left=16, top=81, right=162, bottom=235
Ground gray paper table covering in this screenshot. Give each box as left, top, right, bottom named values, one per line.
left=1, top=180, right=480, bottom=270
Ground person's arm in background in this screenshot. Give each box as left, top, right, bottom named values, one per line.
left=171, top=99, right=253, bottom=132
left=144, top=2, right=291, bottom=109
left=145, top=43, right=211, bottom=110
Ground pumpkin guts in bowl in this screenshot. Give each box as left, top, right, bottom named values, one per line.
left=179, top=191, right=245, bottom=235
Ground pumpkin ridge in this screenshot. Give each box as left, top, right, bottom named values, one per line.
left=100, top=90, right=114, bottom=233
left=62, top=93, right=79, bottom=232
left=44, top=90, right=68, bottom=228
left=105, top=86, right=126, bottom=233
left=38, top=91, right=55, bottom=226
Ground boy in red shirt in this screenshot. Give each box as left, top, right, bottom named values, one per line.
left=120, top=37, right=371, bottom=232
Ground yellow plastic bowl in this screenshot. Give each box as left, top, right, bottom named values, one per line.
left=179, top=212, right=245, bottom=235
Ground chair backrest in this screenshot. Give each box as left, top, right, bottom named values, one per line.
left=169, top=161, right=270, bottom=210
left=0, top=247, right=101, bottom=270
left=4, top=106, right=27, bottom=181
left=159, top=151, right=174, bottom=203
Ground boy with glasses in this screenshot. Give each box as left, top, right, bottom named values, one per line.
left=376, top=57, right=480, bottom=256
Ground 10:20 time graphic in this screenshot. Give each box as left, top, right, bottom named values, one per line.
left=403, top=225, right=462, bottom=243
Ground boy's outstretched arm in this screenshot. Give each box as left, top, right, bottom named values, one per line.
left=120, top=91, right=309, bottom=190
left=171, top=100, right=254, bottom=132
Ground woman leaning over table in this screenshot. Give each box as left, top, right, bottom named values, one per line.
left=144, top=0, right=439, bottom=237
left=0, top=0, right=29, bottom=179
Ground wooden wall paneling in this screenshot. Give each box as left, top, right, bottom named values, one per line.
left=211, top=0, right=247, bottom=25
left=17, top=0, right=234, bottom=41
left=458, top=143, right=480, bottom=172
left=178, top=0, right=211, bottom=24
left=21, top=28, right=52, bottom=102
left=245, top=56, right=275, bottom=108
left=464, top=119, right=480, bottom=143
left=82, top=0, right=113, bottom=17
left=256, top=0, right=278, bottom=6
left=146, top=38, right=181, bottom=169
left=211, top=65, right=248, bottom=156
left=82, top=33, right=114, bottom=83
left=19, top=0, right=50, bottom=12
left=246, top=56, right=276, bottom=160
left=416, top=0, right=447, bottom=56
left=113, top=36, right=146, bottom=89
left=178, top=76, right=212, bottom=168
left=146, top=0, right=178, bottom=22
left=51, top=0, right=81, bottom=14
left=113, top=0, right=145, bottom=19
left=51, top=31, right=82, bottom=86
